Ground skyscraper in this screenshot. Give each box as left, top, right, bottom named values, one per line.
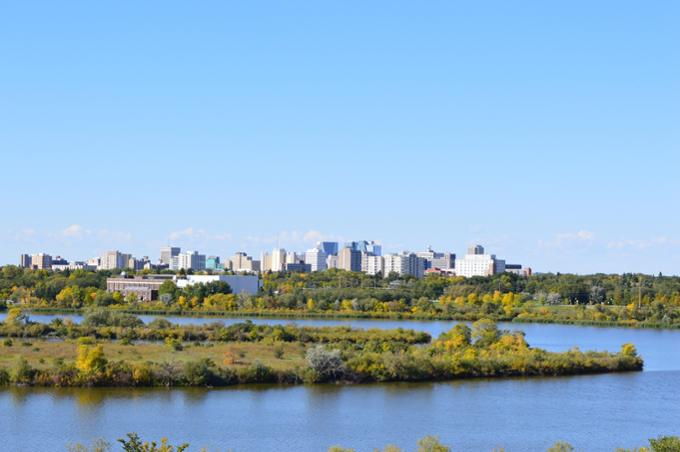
left=338, top=247, right=361, bottom=272
left=383, top=252, right=425, bottom=278
left=175, top=251, right=206, bottom=271
left=160, top=246, right=180, bottom=265
left=468, top=244, right=485, bottom=255
left=271, top=248, right=287, bottom=272
left=100, top=251, right=130, bottom=270
left=305, top=248, right=328, bottom=272
left=19, top=254, right=32, bottom=269
left=30, top=253, right=52, bottom=270
left=317, top=241, right=339, bottom=256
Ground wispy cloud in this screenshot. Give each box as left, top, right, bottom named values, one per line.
left=539, top=230, right=595, bottom=248
left=13, top=228, right=37, bottom=241
left=608, top=236, right=680, bottom=250
left=168, top=227, right=232, bottom=243
left=61, top=224, right=89, bottom=238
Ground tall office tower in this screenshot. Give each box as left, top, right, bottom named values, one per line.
left=363, top=254, right=384, bottom=276
left=305, top=248, right=328, bottom=272
left=383, top=252, right=426, bottom=278
left=230, top=252, right=257, bottom=272
left=286, top=251, right=298, bottom=266
left=19, top=254, right=32, bottom=268
left=260, top=252, right=272, bottom=272
left=160, top=246, right=181, bottom=265
left=317, top=241, right=339, bottom=256
left=271, top=248, right=287, bottom=272
left=206, top=256, right=222, bottom=270
left=176, top=251, right=206, bottom=271
left=468, top=244, right=485, bottom=255
left=30, top=253, right=52, bottom=270
left=326, top=254, right=338, bottom=269
left=100, top=251, right=129, bottom=270
left=338, top=247, right=362, bottom=272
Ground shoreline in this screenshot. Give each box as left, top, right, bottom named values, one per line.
left=10, top=306, right=680, bottom=331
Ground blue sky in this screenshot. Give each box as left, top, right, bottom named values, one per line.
left=1, top=1, right=679, bottom=274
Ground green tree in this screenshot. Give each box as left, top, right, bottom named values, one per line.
left=417, top=435, right=451, bottom=452
left=649, top=436, right=680, bottom=452
left=471, top=319, right=500, bottom=347
left=118, top=433, right=188, bottom=452
left=547, top=441, right=574, bottom=452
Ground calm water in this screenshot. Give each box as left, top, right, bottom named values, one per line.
left=1, top=313, right=679, bottom=451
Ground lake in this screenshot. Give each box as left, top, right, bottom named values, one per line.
left=1, top=313, right=679, bottom=451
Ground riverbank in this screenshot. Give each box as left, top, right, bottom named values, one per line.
left=0, top=316, right=643, bottom=388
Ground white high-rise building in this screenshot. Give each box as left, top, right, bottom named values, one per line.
left=286, top=251, right=298, bottom=266
left=271, top=248, right=287, bottom=272
left=305, top=248, right=327, bottom=272
left=326, top=254, right=338, bottom=270
left=363, top=254, right=384, bottom=276
left=100, top=250, right=131, bottom=270
left=230, top=252, right=257, bottom=272
left=160, top=246, right=180, bottom=265
left=383, top=252, right=425, bottom=278
left=455, top=245, right=505, bottom=277
left=260, top=252, right=272, bottom=272
left=173, top=251, right=206, bottom=271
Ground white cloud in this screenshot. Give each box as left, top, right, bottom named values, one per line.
left=169, top=227, right=203, bottom=241
left=168, top=227, right=231, bottom=242
left=61, top=224, right=88, bottom=238
left=13, top=228, right=37, bottom=240
left=539, top=230, right=595, bottom=248
left=608, top=236, right=680, bottom=250
left=97, top=229, right=134, bottom=242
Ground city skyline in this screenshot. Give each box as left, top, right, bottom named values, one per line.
left=5, top=225, right=680, bottom=275
left=15, top=240, right=525, bottom=280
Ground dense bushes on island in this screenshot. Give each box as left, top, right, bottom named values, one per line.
left=0, top=312, right=642, bottom=388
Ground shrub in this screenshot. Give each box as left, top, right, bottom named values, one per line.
left=306, top=346, right=346, bottom=382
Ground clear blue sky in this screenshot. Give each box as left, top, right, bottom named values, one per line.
left=1, top=1, right=679, bottom=274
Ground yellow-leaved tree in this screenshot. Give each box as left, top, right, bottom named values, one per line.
left=76, top=343, right=107, bottom=374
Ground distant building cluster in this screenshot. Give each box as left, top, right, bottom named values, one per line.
left=17, top=241, right=530, bottom=279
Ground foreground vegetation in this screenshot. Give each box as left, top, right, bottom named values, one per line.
left=0, top=309, right=642, bottom=387
left=67, top=433, right=680, bottom=452
left=3, top=267, right=680, bottom=328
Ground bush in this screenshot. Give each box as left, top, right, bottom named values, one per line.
left=83, top=309, right=144, bottom=328
left=165, top=337, right=183, bottom=351
left=183, top=359, right=219, bottom=386
left=306, top=346, right=347, bottom=382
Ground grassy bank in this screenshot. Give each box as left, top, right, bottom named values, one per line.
left=0, top=312, right=643, bottom=388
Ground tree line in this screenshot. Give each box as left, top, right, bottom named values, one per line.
left=3, top=267, right=680, bottom=327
